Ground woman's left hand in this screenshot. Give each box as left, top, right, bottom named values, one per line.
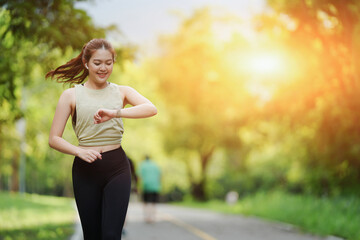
left=94, top=108, right=117, bottom=124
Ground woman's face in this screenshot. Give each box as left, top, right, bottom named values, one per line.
left=87, top=49, right=114, bottom=85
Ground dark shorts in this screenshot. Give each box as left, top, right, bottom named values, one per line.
left=143, top=192, right=159, bottom=203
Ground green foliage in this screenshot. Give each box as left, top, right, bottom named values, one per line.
left=176, top=191, right=360, bottom=240
left=0, top=192, right=75, bottom=240
left=1, top=0, right=106, bottom=49
left=0, top=1, right=105, bottom=106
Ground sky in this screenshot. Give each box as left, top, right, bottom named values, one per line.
left=76, top=0, right=266, bottom=53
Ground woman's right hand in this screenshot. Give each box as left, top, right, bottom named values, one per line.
left=77, top=148, right=102, bottom=163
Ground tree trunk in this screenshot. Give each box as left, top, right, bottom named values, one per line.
left=191, top=146, right=215, bottom=201
left=191, top=180, right=206, bottom=201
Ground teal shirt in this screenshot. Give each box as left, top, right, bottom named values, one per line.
left=139, top=160, right=161, bottom=192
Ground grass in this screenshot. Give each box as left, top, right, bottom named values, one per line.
left=175, top=191, right=360, bottom=240
left=0, top=192, right=76, bottom=240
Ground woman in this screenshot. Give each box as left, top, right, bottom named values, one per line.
left=47, top=38, right=157, bottom=240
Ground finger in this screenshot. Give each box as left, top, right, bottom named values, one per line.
left=98, top=150, right=103, bottom=159
left=97, top=152, right=102, bottom=159
left=87, top=152, right=96, bottom=162
left=90, top=150, right=102, bottom=160
left=96, top=110, right=103, bottom=117
left=80, top=152, right=95, bottom=163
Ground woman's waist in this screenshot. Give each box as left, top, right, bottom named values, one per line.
left=74, top=144, right=128, bottom=170
left=78, top=144, right=121, bottom=154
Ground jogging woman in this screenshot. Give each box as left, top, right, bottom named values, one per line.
left=47, top=38, right=157, bottom=239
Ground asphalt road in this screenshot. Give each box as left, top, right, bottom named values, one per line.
left=122, top=203, right=342, bottom=240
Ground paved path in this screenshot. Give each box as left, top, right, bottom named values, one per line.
left=71, top=202, right=342, bottom=240
left=122, top=203, right=341, bottom=240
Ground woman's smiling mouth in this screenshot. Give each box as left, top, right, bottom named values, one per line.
left=97, top=72, right=107, bottom=78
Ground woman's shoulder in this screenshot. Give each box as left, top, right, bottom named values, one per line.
left=61, top=87, right=75, bottom=96
left=58, top=87, right=75, bottom=105
left=110, top=82, right=129, bottom=89
left=110, top=83, right=139, bottom=99
left=116, top=84, right=137, bottom=92
left=114, top=84, right=135, bottom=94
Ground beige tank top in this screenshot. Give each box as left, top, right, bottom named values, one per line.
left=72, top=82, right=124, bottom=146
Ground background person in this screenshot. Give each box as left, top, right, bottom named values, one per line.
left=138, top=155, right=161, bottom=223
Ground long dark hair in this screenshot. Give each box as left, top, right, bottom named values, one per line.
left=45, top=39, right=116, bottom=84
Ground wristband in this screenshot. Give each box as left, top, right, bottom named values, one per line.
left=116, top=109, right=122, bottom=118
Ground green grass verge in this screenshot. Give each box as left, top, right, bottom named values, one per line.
left=0, top=192, right=76, bottom=240
left=175, top=191, right=360, bottom=240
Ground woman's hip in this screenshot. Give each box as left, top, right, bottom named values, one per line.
left=72, top=146, right=129, bottom=175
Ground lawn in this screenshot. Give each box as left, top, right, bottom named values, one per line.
left=0, top=192, right=76, bottom=240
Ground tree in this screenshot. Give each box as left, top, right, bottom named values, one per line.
left=253, top=0, right=360, bottom=194
left=154, top=8, right=256, bottom=200
left=0, top=0, right=108, bottom=105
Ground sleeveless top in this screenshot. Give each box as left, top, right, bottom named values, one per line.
left=72, top=82, right=124, bottom=146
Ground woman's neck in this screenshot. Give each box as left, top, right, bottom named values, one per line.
left=84, top=81, right=109, bottom=90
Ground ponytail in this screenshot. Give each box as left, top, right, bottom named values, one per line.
left=46, top=39, right=115, bottom=85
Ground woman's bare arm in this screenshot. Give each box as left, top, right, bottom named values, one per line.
left=49, top=88, right=102, bottom=162
left=94, top=86, right=157, bottom=123
left=120, top=86, right=158, bottom=118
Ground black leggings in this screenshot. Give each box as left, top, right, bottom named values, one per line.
left=72, top=147, right=131, bottom=240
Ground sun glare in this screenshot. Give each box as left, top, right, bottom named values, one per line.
left=228, top=46, right=299, bottom=103
left=238, top=49, right=295, bottom=103
left=248, top=52, right=285, bottom=76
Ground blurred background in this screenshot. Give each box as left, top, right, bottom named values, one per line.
left=1, top=0, right=360, bottom=239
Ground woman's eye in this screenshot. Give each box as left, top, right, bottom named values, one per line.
left=94, top=63, right=100, bottom=66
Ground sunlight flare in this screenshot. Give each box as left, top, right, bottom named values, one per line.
left=248, top=53, right=285, bottom=76
left=230, top=48, right=297, bottom=102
